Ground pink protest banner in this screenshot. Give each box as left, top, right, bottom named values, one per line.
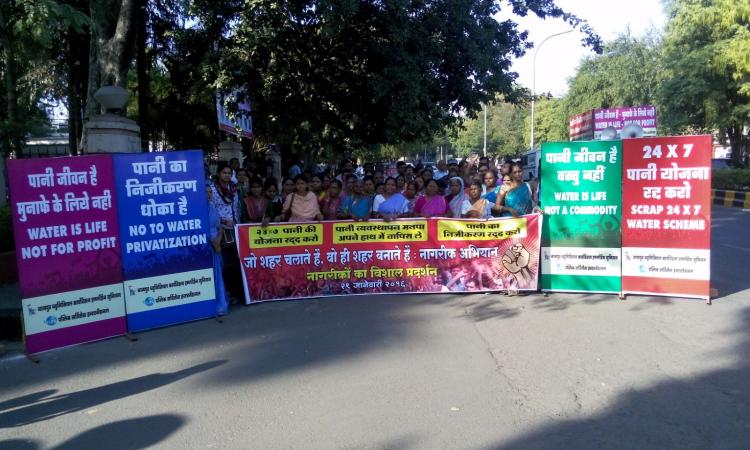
left=8, top=156, right=127, bottom=354
left=236, top=214, right=542, bottom=303
left=621, top=136, right=712, bottom=299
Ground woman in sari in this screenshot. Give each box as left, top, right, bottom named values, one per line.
left=319, top=179, right=344, bottom=220
left=403, top=181, right=420, bottom=215
left=282, top=175, right=323, bottom=222
left=241, top=177, right=267, bottom=223
left=462, top=180, right=493, bottom=219
left=445, top=176, right=467, bottom=218
left=413, top=179, right=447, bottom=218
left=496, top=162, right=535, bottom=217
left=339, top=178, right=371, bottom=221
left=373, top=177, right=409, bottom=221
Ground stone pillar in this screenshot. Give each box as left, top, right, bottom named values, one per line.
left=218, top=140, right=243, bottom=163
left=266, top=144, right=282, bottom=186
left=81, top=86, right=142, bottom=154
left=82, top=114, right=141, bottom=154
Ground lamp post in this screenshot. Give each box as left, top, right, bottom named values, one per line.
left=483, top=103, right=487, bottom=157
left=530, top=29, right=574, bottom=152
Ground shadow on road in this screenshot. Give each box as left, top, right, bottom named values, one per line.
left=0, top=361, right=224, bottom=428
left=491, top=306, right=750, bottom=449
left=0, top=414, right=185, bottom=450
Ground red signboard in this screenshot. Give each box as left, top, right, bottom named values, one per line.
left=621, top=136, right=712, bottom=299
left=236, top=215, right=542, bottom=303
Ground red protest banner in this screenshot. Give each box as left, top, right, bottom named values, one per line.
left=236, top=215, right=542, bottom=302
left=621, top=135, right=712, bottom=299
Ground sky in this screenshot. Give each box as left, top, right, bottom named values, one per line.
left=502, top=0, right=667, bottom=97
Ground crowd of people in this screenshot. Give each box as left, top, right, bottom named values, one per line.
left=204, top=154, right=541, bottom=312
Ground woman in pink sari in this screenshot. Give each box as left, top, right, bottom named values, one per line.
left=413, top=179, right=447, bottom=218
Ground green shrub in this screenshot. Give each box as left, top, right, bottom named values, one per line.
left=712, top=169, right=750, bottom=191
left=0, top=205, right=14, bottom=252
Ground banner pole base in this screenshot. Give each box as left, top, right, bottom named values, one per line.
left=26, top=353, right=40, bottom=364
left=124, top=332, right=138, bottom=342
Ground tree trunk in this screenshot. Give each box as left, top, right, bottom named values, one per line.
left=0, top=5, right=21, bottom=157
left=136, top=0, right=149, bottom=151
left=85, top=0, right=137, bottom=119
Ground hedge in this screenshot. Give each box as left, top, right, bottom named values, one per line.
left=712, top=169, right=750, bottom=191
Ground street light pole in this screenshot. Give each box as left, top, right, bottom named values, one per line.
left=483, top=103, right=487, bottom=157
left=531, top=29, right=574, bottom=153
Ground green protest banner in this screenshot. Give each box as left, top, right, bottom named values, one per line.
left=540, top=140, right=622, bottom=293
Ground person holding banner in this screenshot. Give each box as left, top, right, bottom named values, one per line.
left=446, top=177, right=467, bottom=218
left=462, top=181, right=493, bottom=219
left=320, top=179, right=344, bottom=220
left=339, top=178, right=371, bottom=221
left=413, top=179, right=447, bottom=218
left=496, top=163, right=535, bottom=217
left=207, top=187, right=229, bottom=316
left=373, top=177, right=410, bottom=221
left=282, top=175, right=323, bottom=222
left=211, top=163, right=242, bottom=303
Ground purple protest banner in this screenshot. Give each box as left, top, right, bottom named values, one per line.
left=592, top=105, right=657, bottom=138
left=8, top=156, right=127, bottom=354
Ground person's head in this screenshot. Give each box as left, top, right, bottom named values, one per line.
left=375, top=182, right=385, bottom=196
left=322, top=173, right=332, bottom=190
left=423, top=178, right=439, bottom=196
left=384, top=177, right=397, bottom=195
left=373, top=170, right=385, bottom=185
left=236, top=168, right=249, bottom=185
left=479, top=156, right=489, bottom=167
left=364, top=176, right=375, bottom=195
left=396, top=161, right=406, bottom=176
left=328, top=179, right=342, bottom=198
left=448, top=166, right=459, bottom=178
left=217, top=163, right=232, bottom=184
left=396, top=175, right=406, bottom=190
left=501, top=173, right=512, bottom=186
left=404, top=181, right=419, bottom=199
left=469, top=180, right=483, bottom=200
left=310, top=174, right=323, bottom=193
left=229, top=158, right=240, bottom=171
left=437, top=160, right=447, bottom=172
left=345, top=173, right=356, bottom=192
left=450, top=177, right=463, bottom=196
left=483, top=170, right=496, bottom=189
left=264, top=180, right=278, bottom=200
left=415, top=176, right=425, bottom=192
left=421, top=168, right=433, bottom=183
left=511, top=162, right=524, bottom=183
left=249, top=177, right=264, bottom=197
left=478, top=164, right=489, bottom=178
left=282, top=177, right=295, bottom=194
left=352, top=178, right=364, bottom=196
left=501, top=160, right=511, bottom=176
left=404, top=165, right=414, bottom=178
left=341, top=160, right=353, bottom=174
left=293, top=174, right=308, bottom=194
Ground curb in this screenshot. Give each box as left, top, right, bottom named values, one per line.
left=712, top=189, right=750, bottom=209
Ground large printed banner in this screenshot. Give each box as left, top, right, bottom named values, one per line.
left=541, top=141, right=622, bottom=293
left=621, top=136, right=712, bottom=299
left=113, top=150, right=216, bottom=331
left=8, top=156, right=127, bottom=354
left=236, top=215, right=542, bottom=302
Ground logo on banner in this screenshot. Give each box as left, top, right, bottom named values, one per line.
left=143, top=297, right=156, bottom=307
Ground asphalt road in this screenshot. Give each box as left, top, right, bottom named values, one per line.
left=1, top=206, right=748, bottom=450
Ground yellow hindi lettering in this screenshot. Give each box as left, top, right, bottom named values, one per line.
left=249, top=224, right=323, bottom=249
left=437, top=219, right=527, bottom=241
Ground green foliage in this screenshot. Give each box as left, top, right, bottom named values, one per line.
left=0, top=206, right=14, bottom=253
left=712, top=169, right=750, bottom=191
left=217, top=0, right=599, bottom=156
left=658, top=0, right=750, bottom=162
left=524, top=95, right=568, bottom=149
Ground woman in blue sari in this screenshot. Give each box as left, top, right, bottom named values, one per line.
left=497, top=163, right=535, bottom=217
left=373, top=177, right=409, bottom=221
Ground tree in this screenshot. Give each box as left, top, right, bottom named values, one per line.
left=451, top=99, right=528, bottom=157
left=658, top=0, right=750, bottom=163
left=523, top=95, right=568, bottom=149
left=218, top=0, right=600, bottom=158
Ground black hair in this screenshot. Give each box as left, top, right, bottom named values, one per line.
left=293, top=174, right=307, bottom=184
left=329, top=179, right=343, bottom=189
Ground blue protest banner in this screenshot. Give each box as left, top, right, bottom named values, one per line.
left=113, top=150, right=216, bottom=332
